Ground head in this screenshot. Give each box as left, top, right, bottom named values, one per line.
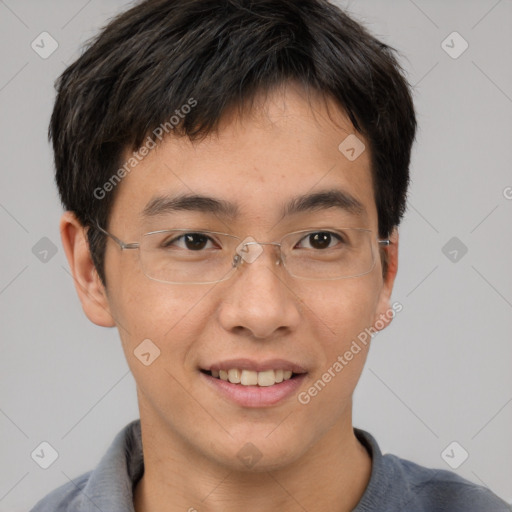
left=52, top=0, right=416, bottom=471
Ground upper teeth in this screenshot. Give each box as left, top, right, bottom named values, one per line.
left=211, top=369, right=293, bottom=386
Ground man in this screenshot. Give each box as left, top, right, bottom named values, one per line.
left=31, top=0, right=511, bottom=510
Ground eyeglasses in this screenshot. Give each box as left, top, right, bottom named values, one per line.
left=95, top=223, right=390, bottom=284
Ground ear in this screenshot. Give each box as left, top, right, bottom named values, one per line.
left=372, top=228, right=399, bottom=332
left=60, top=211, right=116, bottom=327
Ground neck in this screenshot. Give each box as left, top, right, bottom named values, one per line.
left=134, top=407, right=371, bottom=512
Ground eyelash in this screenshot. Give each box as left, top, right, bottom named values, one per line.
left=162, top=231, right=345, bottom=250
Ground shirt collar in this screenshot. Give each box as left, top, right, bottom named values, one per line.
left=78, top=419, right=143, bottom=511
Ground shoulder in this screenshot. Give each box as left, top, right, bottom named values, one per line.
left=354, top=429, right=511, bottom=512
left=29, top=471, right=91, bottom=512
left=385, top=453, right=511, bottom=511
left=29, top=419, right=143, bottom=512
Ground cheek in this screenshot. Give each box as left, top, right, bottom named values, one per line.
left=296, top=277, right=381, bottom=392
left=107, top=271, right=213, bottom=376
left=298, top=275, right=381, bottom=342
left=109, top=282, right=219, bottom=433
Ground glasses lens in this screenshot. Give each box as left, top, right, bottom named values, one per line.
left=138, top=228, right=377, bottom=283
left=281, top=228, right=376, bottom=280
left=139, top=230, right=239, bottom=284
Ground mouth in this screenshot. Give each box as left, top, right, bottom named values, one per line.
left=200, top=368, right=303, bottom=387
left=199, top=359, right=308, bottom=407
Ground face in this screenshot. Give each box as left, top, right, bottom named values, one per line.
left=65, top=83, right=397, bottom=471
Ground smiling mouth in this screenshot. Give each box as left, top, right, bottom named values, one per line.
left=200, top=368, right=303, bottom=387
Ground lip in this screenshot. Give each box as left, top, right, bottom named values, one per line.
left=200, top=370, right=307, bottom=408
left=203, top=358, right=308, bottom=374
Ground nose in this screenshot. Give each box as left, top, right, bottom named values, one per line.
left=217, top=243, right=301, bottom=339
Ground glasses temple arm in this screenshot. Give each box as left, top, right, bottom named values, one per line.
left=93, top=222, right=139, bottom=250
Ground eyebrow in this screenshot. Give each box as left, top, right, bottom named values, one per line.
left=281, top=189, right=366, bottom=219
left=142, top=194, right=239, bottom=219
left=141, top=189, right=366, bottom=221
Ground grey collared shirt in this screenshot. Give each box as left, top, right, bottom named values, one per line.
left=30, top=419, right=511, bottom=511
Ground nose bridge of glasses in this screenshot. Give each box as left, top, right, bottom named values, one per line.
left=232, top=237, right=282, bottom=267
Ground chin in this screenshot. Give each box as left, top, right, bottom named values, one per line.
left=206, top=430, right=308, bottom=473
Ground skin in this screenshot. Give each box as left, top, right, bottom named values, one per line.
left=61, top=82, right=399, bottom=512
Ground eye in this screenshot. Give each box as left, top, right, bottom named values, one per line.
left=295, top=231, right=344, bottom=250
left=162, top=232, right=217, bottom=251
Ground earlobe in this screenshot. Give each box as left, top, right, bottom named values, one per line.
left=373, top=228, right=399, bottom=332
left=60, top=211, right=116, bottom=327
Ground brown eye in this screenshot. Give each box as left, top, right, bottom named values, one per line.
left=297, top=232, right=342, bottom=250
left=162, top=233, right=215, bottom=250
left=183, top=233, right=209, bottom=250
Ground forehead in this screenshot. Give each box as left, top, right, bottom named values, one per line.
left=110, top=84, right=377, bottom=231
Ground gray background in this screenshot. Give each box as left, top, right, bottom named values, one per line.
left=1, top=0, right=511, bottom=510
